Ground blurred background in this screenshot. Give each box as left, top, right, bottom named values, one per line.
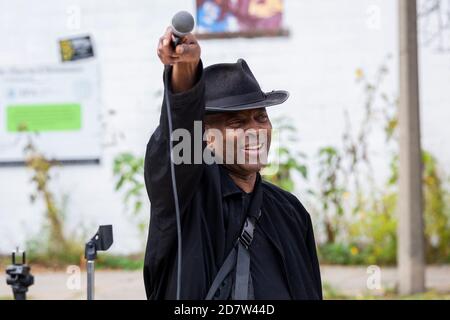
left=0, top=0, right=449, bottom=299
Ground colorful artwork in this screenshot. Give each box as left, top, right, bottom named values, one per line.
left=196, top=0, right=284, bottom=35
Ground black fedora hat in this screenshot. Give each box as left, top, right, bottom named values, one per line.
left=204, top=59, right=289, bottom=113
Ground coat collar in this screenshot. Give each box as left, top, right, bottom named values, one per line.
left=219, top=165, right=263, bottom=220
left=219, top=165, right=243, bottom=198
left=219, top=165, right=261, bottom=198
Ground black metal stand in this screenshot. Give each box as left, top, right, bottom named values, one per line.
left=6, top=249, right=34, bottom=300
left=84, top=225, right=113, bottom=300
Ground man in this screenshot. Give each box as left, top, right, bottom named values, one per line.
left=143, top=27, right=322, bottom=300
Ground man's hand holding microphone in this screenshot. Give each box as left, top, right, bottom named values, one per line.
left=157, top=11, right=200, bottom=93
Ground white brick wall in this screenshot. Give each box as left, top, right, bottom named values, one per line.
left=0, top=0, right=449, bottom=254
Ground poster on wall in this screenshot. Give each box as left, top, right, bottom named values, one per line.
left=196, top=0, right=288, bottom=38
left=0, top=61, right=101, bottom=165
left=59, top=35, right=95, bottom=62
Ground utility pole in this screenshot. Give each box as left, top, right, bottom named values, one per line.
left=398, top=0, right=425, bottom=295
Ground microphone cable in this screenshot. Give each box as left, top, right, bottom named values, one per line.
left=164, top=65, right=183, bottom=300
left=163, top=10, right=195, bottom=301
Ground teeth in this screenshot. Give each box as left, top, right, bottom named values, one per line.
left=245, top=143, right=263, bottom=150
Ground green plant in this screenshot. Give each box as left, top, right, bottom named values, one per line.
left=387, top=151, right=450, bottom=263
left=313, top=146, right=347, bottom=243
left=422, top=152, right=450, bottom=262
left=113, top=152, right=146, bottom=233
left=315, top=58, right=450, bottom=265
left=24, top=138, right=83, bottom=267
left=262, top=116, right=308, bottom=192
left=96, top=254, right=144, bottom=270
left=345, top=193, right=398, bottom=265
left=310, top=60, right=392, bottom=246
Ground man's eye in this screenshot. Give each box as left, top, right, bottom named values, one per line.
left=257, top=114, right=268, bottom=122
left=228, top=120, right=243, bottom=127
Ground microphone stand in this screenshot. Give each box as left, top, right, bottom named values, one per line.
left=6, top=248, right=34, bottom=300
left=84, top=225, right=113, bottom=300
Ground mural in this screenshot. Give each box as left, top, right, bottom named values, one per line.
left=196, top=0, right=284, bottom=35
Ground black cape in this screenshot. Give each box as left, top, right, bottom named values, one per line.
left=143, top=61, right=322, bottom=300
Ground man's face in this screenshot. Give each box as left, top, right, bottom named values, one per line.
left=204, top=107, right=272, bottom=175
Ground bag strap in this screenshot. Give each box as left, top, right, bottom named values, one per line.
left=204, top=245, right=237, bottom=300
left=205, top=210, right=261, bottom=300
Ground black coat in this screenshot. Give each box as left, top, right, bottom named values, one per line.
left=143, top=61, right=322, bottom=300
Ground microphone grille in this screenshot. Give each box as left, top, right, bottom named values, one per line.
left=171, top=11, right=195, bottom=37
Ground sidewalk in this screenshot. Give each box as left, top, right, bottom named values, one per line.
left=1, top=265, right=449, bottom=300
left=320, top=264, right=450, bottom=296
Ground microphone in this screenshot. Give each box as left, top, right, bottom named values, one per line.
left=171, top=11, right=195, bottom=49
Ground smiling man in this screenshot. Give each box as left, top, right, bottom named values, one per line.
left=143, top=27, right=322, bottom=300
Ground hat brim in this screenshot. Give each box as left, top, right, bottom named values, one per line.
left=205, top=90, right=289, bottom=113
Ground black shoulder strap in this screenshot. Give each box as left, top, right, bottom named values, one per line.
left=204, top=245, right=236, bottom=300
left=205, top=210, right=261, bottom=300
